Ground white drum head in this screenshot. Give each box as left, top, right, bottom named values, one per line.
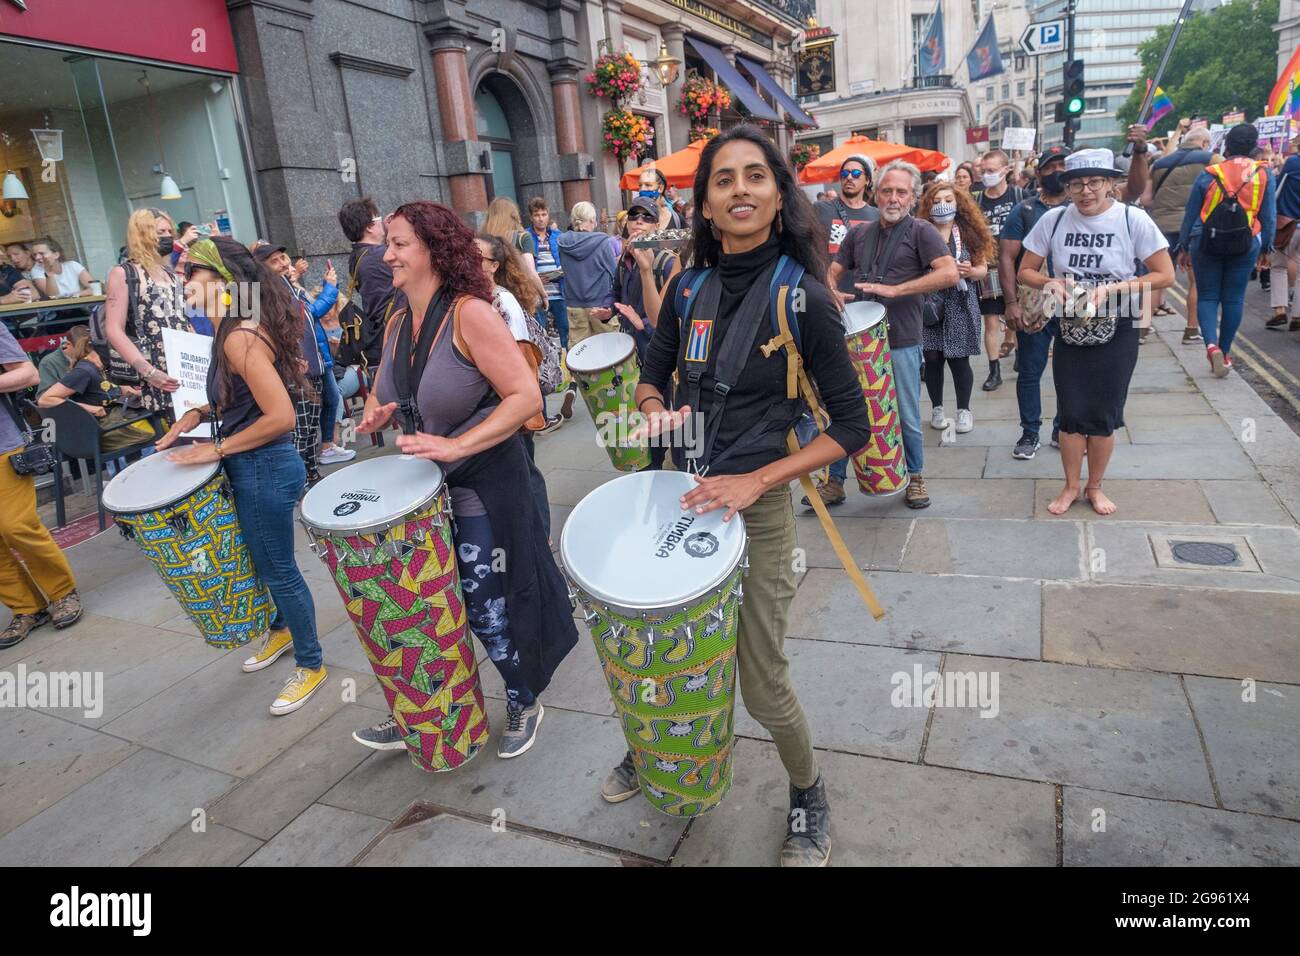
left=566, top=332, right=635, bottom=374
left=102, top=454, right=221, bottom=515
left=561, top=471, right=746, bottom=613
left=842, top=300, right=887, bottom=338
left=301, top=455, right=445, bottom=533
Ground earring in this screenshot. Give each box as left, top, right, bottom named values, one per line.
left=775, top=214, right=784, bottom=235
left=707, top=218, right=720, bottom=240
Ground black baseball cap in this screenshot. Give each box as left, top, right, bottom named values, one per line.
left=253, top=243, right=287, bottom=261
left=1036, top=145, right=1072, bottom=168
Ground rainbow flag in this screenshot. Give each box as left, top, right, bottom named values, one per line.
left=1144, top=83, right=1174, bottom=130
left=1267, top=46, right=1300, bottom=117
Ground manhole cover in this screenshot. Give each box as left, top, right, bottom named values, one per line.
left=1171, top=541, right=1239, bottom=566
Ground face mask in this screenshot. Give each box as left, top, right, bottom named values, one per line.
left=981, top=171, right=1005, bottom=189
left=638, top=190, right=660, bottom=201
left=157, top=237, right=175, bottom=256
left=930, top=202, right=957, bottom=224
left=1041, top=171, right=1065, bottom=195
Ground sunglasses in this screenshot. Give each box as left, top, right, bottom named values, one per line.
left=627, top=210, right=657, bottom=222
left=840, top=169, right=868, bottom=180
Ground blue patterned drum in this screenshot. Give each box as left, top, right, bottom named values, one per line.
left=103, top=454, right=273, bottom=647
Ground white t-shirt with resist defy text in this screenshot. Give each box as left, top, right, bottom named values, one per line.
left=1023, top=200, right=1167, bottom=286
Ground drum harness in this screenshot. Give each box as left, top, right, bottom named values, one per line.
left=675, top=255, right=885, bottom=620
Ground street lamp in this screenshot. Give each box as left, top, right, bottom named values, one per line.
left=654, top=41, right=681, bottom=88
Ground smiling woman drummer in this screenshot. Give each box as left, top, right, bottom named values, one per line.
left=155, top=237, right=328, bottom=716
left=612, top=125, right=872, bottom=867
left=355, top=201, right=577, bottom=760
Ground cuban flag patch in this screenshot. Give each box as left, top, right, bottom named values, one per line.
left=685, top=319, right=713, bottom=364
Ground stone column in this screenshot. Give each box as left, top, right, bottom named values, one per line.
left=769, top=57, right=796, bottom=156
left=549, top=57, right=594, bottom=210
left=662, top=22, right=690, bottom=155
left=427, top=26, right=488, bottom=215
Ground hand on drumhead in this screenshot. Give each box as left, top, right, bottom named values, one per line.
left=614, top=302, right=644, bottom=330
left=156, top=410, right=200, bottom=450
left=681, top=472, right=765, bottom=522
left=627, top=403, right=692, bottom=445
left=395, top=430, right=464, bottom=463
left=167, top=442, right=219, bottom=465
left=830, top=288, right=854, bottom=311
left=357, top=401, right=397, bottom=434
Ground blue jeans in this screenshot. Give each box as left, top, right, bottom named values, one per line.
left=335, top=366, right=360, bottom=423
left=224, top=440, right=321, bottom=668
left=318, top=368, right=339, bottom=444
left=1192, top=236, right=1260, bottom=355
left=545, top=297, right=569, bottom=349
left=1016, top=319, right=1059, bottom=438
left=451, top=512, right=534, bottom=705
left=891, top=344, right=924, bottom=476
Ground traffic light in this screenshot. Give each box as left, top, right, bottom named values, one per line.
left=1064, top=59, right=1086, bottom=119
left=1054, top=101, right=1065, bottom=124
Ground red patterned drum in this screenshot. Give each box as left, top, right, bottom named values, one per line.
left=842, top=301, right=907, bottom=496
left=299, top=456, right=488, bottom=772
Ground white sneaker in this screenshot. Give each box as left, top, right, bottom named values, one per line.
left=930, top=406, right=946, bottom=430
left=956, top=409, right=974, bottom=433
left=319, top=446, right=356, bottom=466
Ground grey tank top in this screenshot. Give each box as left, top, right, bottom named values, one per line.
left=374, top=301, right=494, bottom=517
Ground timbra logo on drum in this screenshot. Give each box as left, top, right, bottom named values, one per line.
left=684, top=532, right=719, bottom=558
left=332, top=501, right=362, bottom=517
left=333, top=490, right=381, bottom=517
left=654, top=515, right=695, bottom=558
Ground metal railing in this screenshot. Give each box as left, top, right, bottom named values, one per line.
left=752, top=0, right=816, bottom=26
left=911, top=74, right=956, bottom=89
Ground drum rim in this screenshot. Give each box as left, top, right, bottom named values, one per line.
left=558, top=471, right=748, bottom=614
left=298, top=455, right=447, bottom=536
left=567, top=561, right=746, bottom=621
left=101, top=456, right=222, bottom=516
left=841, top=300, right=887, bottom=338
left=565, top=331, right=636, bottom=373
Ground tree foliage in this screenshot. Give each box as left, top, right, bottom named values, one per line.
left=1115, top=0, right=1280, bottom=133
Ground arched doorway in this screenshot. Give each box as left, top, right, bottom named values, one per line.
left=474, top=73, right=541, bottom=206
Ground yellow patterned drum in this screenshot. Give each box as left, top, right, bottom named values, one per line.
left=842, top=301, right=907, bottom=496
left=561, top=471, right=747, bottom=817
left=103, top=455, right=274, bottom=647
left=566, top=331, right=651, bottom=473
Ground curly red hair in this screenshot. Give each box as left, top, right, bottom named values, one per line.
left=388, top=201, right=493, bottom=303
left=916, top=181, right=994, bottom=267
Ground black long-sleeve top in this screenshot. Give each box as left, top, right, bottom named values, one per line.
left=641, top=235, right=872, bottom=476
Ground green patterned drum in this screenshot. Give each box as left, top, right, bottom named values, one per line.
left=566, top=332, right=650, bottom=472
left=560, top=471, right=747, bottom=817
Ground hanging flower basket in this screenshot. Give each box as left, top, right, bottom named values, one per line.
left=688, top=126, right=721, bottom=143
left=602, top=108, right=655, bottom=163
left=678, top=73, right=731, bottom=124
left=789, top=142, right=821, bottom=171
left=585, top=51, right=644, bottom=105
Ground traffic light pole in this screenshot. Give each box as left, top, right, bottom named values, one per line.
left=1064, top=0, right=1077, bottom=147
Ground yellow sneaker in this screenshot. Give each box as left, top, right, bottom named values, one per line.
left=269, top=665, right=328, bottom=716
left=241, top=627, right=294, bottom=673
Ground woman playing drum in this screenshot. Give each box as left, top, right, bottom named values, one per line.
left=355, top=201, right=577, bottom=759
left=616, top=125, right=872, bottom=866
left=155, top=237, right=328, bottom=715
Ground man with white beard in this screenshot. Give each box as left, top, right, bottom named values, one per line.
left=823, top=161, right=959, bottom=510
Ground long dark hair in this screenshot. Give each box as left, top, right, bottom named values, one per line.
left=389, top=201, right=493, bottom=304
left=205, top=236, right=306, bottom=407
left=688, top=124, right=828, bottom=278
left=477, top=233, right=541, bottom=315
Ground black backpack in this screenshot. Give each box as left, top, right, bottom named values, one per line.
left=1201, top=164, right=1260, bottom=258
left=335, top=247, right=391, bottom=370
left=88, top=262, right=143, bottom=386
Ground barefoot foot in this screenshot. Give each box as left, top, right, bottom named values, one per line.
left=1084, top=486, right=1117, bottom=515
left=1047, top=485, right=1081, bottom=515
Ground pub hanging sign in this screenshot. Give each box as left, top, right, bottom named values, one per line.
left=797, top=44, right=835, bottom=96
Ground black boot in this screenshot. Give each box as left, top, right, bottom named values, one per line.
left=982, top=360, right=1002, bottom=391
left=780, top=775, right=831, bottom=867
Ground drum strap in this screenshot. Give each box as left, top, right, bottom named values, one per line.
left=770, top=285, right=886, bottom=621
left=391, top=288, right=451, bottom=435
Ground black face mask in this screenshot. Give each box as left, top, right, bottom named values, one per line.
left=1041, top=172, right=1064, bottom=196
left=157, top=237, right=175, bottom=256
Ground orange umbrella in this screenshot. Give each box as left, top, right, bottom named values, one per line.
left=798, top=135, right=950, bottom=184
left=620, top=138, right=709, bottom=191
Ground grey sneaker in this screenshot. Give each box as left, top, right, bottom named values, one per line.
left=780, top=775, right=832, bottom=867
left=0, top=610, right=50, bottom=650
left=1012, top=432, right=1040, bottom=460
left=352, top=715, right=407, bottom=751
left=48, top=589, right=82, bottom=629
left=601, top=750, right=640, bottom=803
left=498, top=698, right=544, bottom=758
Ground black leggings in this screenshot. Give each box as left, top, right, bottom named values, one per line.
left=924, top=351, right=974, bottom=410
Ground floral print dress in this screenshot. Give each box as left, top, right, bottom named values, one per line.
left=131, top=264, right=191, bottom=415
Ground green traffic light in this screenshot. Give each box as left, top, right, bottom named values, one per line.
left=1066, top=96, right=1085, bottom=115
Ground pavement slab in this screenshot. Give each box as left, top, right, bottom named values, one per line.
left=788, top=569, right=1042, bottom=659
left=900, top=517, right=1085, bottom=581
left=828, top=478, right=1034, bottom=520
left=925, top=656, right=1216, bottom=805
left=243, top=803, right=389, bottom=867
left=478, top=624, right=614, bottom=717
left=791, top=514, right=913, bottom=571
left=1125, top=415, right=1243, bottom=446
left=1033, top=479, right=1216, bottom=524
left=132, top=822, right=264, bottom=867
left=1043, top=583, right=1300, bottom=684
left=1199, top=479, right=1295, bottom=526
left=984, top=443, right=1260, bottom=480
left=1087, top=522, right=1300, bottom=593
left=1184, top=676, right=1300, bottom=820
left=1061, top=787, right=1300, bottom=865
left=358, top=811, right=627, bottom=866
left=671, top=739, right=1056, bottom=866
